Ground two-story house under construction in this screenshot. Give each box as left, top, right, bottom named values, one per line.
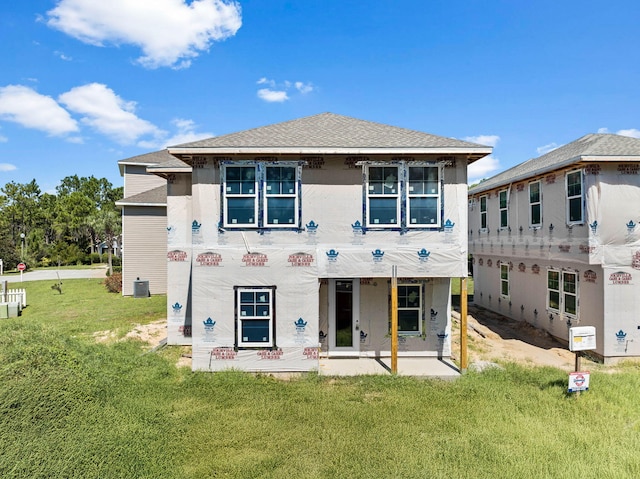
left=468, top=133, right=640, bottom=363
left=155, top=113, right=491, bottom=373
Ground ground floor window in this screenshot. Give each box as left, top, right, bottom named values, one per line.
left=396, top=283, right=423, bottom=335
left=236, top=286, right=275, bottom=347
left=500, top=263, right=509, bottom=298
left=547, top=270, right=577, bottom=316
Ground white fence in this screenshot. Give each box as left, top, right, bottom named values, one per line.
left=3, top=289, right=26, bottom=308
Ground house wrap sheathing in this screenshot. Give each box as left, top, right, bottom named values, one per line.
left=469, top=133, right=640, bottom=362
left=159, top=113, right=491, bottom=372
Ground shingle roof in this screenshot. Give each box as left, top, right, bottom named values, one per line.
left=171, top=112, right=488, bottom=151
left=469, top=133, right=640, bottom=194
left=118, top=149, right=178, bottom=165
left=115, top=185, right=166, bottom=207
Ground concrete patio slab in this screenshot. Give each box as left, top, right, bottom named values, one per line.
left=318, top=357, right=460, bottom=379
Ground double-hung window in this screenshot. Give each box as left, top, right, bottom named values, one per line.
left=566, top=170, right=584, bottom=224
left=396, top=284, right=422, bottom=335
left=367, top=166, right=399, bottom=226
left=529, top=181, right=542, bottom=227
left=408, top=166, right=440, bottom=226
left=500, top=263, right=509, bottom=298
left=548, top=270, right=578, bottom=317
left=499, top=190, right=508, bottom=229
left=236, top=287, right=275, bottom=348
left=480, top=195, right=487, bottom=230
left=365, top=163, right=441, bottom=228
left=222, top=163, right=300, bottom=228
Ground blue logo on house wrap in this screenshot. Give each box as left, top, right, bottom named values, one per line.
left=294, top=318, right=308, bottom=332
left=305, top=220, right=318, bottom=232
left=352, top=220, right=363, bottom=234
left=616, top=330, right=627, bottom=342
left=326, top=249, right=339, bottom=262
left=627, top=220, right=636, bottom=234
left=192, top=220, right=202, bottom=233
left=417, top=248, right=431, bottom=262
left=372, top=249, right=385, bottom=262
left=589, top=221, right=598, bottom=234
left=203, top=317, right=216, bottom=331
left=171, top=302, right=182, bottom=314
left=444, top=219, right=455, bottom=232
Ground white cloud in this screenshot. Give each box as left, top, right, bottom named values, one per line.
left=536, top=142, right=559, bottom=155
left=46, top=0, right=242, bottom=69
left=468, top=155, right=501, bottom=184
left=295, top=81, right=314, bottom=94
left=615, top=128, right=640, bottom=139
left=139, top=118, right=213, bottom=148
left=256, top=78, right=314, bottom=102
left=597, top=127, right=610, bottom=134
left=257, top=88, right=289, bottom=103
left=0, top=134, right=7, bottom=143
left=54, top=51, right=73, bottom=61
left=0, top=163, right=17, bottom=171
left=58, top=83, right=162, bottom=145
left=257, top=77, right=275, bottom=87
left=463, top=135, right=500, bottom=147
left=0, top=85, right=79, bottom=136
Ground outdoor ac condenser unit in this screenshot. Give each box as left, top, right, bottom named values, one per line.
left=133, top=279, right=150, bottom=298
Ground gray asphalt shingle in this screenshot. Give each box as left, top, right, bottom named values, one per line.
left=470, top=133, right=640, bottom=194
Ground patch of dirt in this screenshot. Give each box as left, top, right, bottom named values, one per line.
left=99, top=306, right=589, bottom=372
left=452, top=304, right=577, bottom=370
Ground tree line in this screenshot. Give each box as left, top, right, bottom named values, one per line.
left=1, top=175, right=122, bottom=272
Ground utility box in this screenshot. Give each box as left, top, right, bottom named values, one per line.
left=7, top=302, right=19, bottom=318
left=0, top=303, right=8, bottom=319
left=133, top=280, right=150, bottom=298
left=569, top=326, right=596, bottom=352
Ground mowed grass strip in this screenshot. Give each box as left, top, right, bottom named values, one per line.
left=0, top=279, right=639, bottom=478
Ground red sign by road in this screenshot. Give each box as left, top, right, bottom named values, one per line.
left=17, top=262, right=26, bottom=271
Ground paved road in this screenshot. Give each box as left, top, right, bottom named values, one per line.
left=1, top=266, right=108, bottom=282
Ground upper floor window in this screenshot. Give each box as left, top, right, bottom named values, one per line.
left=529, top=181, right=542, bottom=227
left=479, top=195, right=487, bottom=230
left=566, top=170, right=584, bottom=224
left=222, top=163, right=300, bottom=229
left=365, top=163, right=441, bottom=229
left=499, top=190, right=508, bottom=228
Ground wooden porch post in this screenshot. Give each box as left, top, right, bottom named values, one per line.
left=460, top=277, right=468, bottom=372
left=391, top=265, right=398, bottom=373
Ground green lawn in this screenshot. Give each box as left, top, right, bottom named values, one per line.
left=1, top=279, right=639, bottom=478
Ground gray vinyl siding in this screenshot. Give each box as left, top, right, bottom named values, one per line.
left=121, top=206, right=167, bottom=296
left=123, top=165, right=166, bottom=198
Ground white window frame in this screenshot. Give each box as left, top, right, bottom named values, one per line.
left=499, top=189, right=509, bottom=229
left=222, top=162, right=300, bottom=229
left=500, top=263, right=509, bottom=298
left=236, top=287, right=275, bottom=348
left=547, top=269, right=578, bottom=317
left=364, top=163, right=442, bottom=229
left=566, top=170, right=584, bottom=225
left=529, top=181, right=542, bottom=228
left=223, top=165, right=258, bottom=227
left=396, top=283, right=423, bottom=335
left=264, top=165, right=299, bottom=227
left=480, top=195, right=488, bottom=230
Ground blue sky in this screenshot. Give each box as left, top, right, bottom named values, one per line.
left=1, top=1, right=639, bottom=192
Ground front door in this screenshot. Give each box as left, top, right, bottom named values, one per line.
left=328, top=279, right=360, bottom=355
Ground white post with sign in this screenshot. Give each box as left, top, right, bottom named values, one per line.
left=568, top=326, right=596, bottom=395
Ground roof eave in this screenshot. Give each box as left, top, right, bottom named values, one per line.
left=168, top=146, right=492, bottom=156
left=469, top=154, right=640, bottom=195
